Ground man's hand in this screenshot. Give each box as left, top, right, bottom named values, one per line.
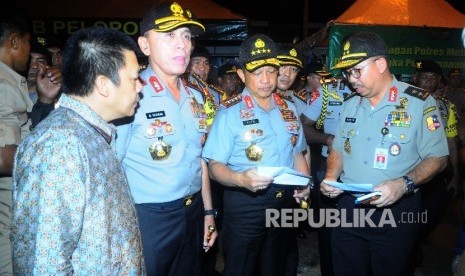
left=238, top=168, right=273, bottom=192
left=370, top=178, right=406, bottom=208
left=320, top=179, right=343, bottom=198
left=203, top=215, right=218, bottom=252
left=36, top=65, right=61, bottom=104
left=294, top=185, right=310, bottom=206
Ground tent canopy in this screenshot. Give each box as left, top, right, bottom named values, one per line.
left=297, top=0, right=465, bottom=76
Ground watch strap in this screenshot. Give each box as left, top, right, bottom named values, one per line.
left=402, top=175, right=415, bottom=194
left=204, top=209, right=218, bottom=217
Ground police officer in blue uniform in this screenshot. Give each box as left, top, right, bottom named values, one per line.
left=183, top=45, right=225, bottom=130
left=320, top=31, right=449, bottom=276
left=202, top=34, right=310, bottom=276
left=275, top=45, right=306, bottom=116
left=275, top=44, right=310, bottom=274
left=115, top=2, right=217, bottom=275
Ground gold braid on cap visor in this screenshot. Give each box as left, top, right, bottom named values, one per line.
left=246, top=58, right=280, bottom=71
left=332, top=52, right=367, bottom=69
left=154, top=16, right=205, bottom=32
left=277, top=55, right=302, bottom=67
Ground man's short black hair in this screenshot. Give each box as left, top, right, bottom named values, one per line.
left=61, top=27, right=138, bottom=97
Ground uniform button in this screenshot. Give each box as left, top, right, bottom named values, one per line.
left=367, top=137, right=371, bottom=141
left=364, top=161, right=368, bottom=165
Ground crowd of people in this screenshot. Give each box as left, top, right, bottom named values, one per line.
left=1, top=1, right=465, bottom=276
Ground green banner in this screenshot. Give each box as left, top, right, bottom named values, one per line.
left=328, top=24, right=465, bottom=80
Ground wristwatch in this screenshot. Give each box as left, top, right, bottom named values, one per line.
left=402, top=175, right=415, bottom=194
left=204, top=209, right=218, bottom=218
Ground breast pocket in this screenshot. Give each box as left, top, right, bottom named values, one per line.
left=383, top=130, right=412, bottom=159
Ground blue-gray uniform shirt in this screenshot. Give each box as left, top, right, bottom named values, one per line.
left=116, top=67, right=206, bottom=203
left=302, top=78, right=352, bottom=157
left=333, top=77, right=449, bottom=186
left=202, top=88, right=307, bottom=172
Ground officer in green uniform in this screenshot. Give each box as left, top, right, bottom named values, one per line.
left=320, top=31, right=449, bottom=276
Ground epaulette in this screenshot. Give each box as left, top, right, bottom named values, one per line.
left=208, top=83, right=226, bottom=97
left=221, top=94, right=242, bottom=108
left=404, top=86, right=429, bottom=101
left=437, top=94, right=451, bottom=105
left=276, top=91, right=294, bottom=103
left=293, top=89, right=307, bottom=103
left=343, top=92, right=358, bottom=102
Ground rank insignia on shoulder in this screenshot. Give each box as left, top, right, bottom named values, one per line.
left=208, top=83, right=225, bottom=95
left=221, top=94, right=242, bottom=108
left=293, top=90, right=307, bottom=103
left=283, top=93, right=294, bottom=103
left=404, top=86, right=429, bottom=101
left=343, top=92, right=357, bottom=102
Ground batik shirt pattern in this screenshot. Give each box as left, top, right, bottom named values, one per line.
left=12, top=94, right=145, bottom=275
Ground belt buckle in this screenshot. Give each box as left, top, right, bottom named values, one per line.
left=184, top=195, right=193, bottom=206
left=275, top=190, right=285, bottom=199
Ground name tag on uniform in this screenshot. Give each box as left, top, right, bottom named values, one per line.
left=345, top=117, right=356, bottom=123
left=329, top=101, right=342, bottom=106
left=146, top=111, right=166, bottom=119
left=243, top=119, right=259, bottom=126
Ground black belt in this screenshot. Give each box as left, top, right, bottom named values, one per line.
left=150, top=191, right=200, bottom=209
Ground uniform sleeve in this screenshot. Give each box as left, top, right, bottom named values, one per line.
left=0, top=82, right=30, bottom=146
left=417, top=96, right=449, bottom=158
left=12, top=134, right=86, bottom=274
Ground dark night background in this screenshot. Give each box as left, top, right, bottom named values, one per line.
left=212, top=0, right=465, bottom=43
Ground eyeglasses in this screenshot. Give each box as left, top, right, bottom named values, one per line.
left=342, top=59, right=378, bottom=79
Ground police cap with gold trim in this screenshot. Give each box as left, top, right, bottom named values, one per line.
left=218, top=62, right=239, bottom=77
left=331, top=31, right=388, bottom=70
left=277, top=45, right=303, bottom=69
left=140, top=2, right=205, bottom=36
left=31, top=36, right=52, bottom=65
left=239, top=34, right=280, bottom=72
left=415, top=60, right=442, bottom=75
left=305, top=61, right=331, bottom=77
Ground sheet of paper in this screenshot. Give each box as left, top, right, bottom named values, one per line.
left=323, top=180, right=374, bottom=193
left=257, top=166, right=311, bottom=186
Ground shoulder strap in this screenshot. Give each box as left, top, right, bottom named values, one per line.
left=404, top=86, right=429, bottom=101
left=221, top=94, right=242, bottom=108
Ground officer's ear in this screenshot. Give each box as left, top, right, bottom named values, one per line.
left=374, top=57, right=388, bottom=74
left=138, top=36, right=150, bottom=56
left=236, top=68, right=245, bottom=83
